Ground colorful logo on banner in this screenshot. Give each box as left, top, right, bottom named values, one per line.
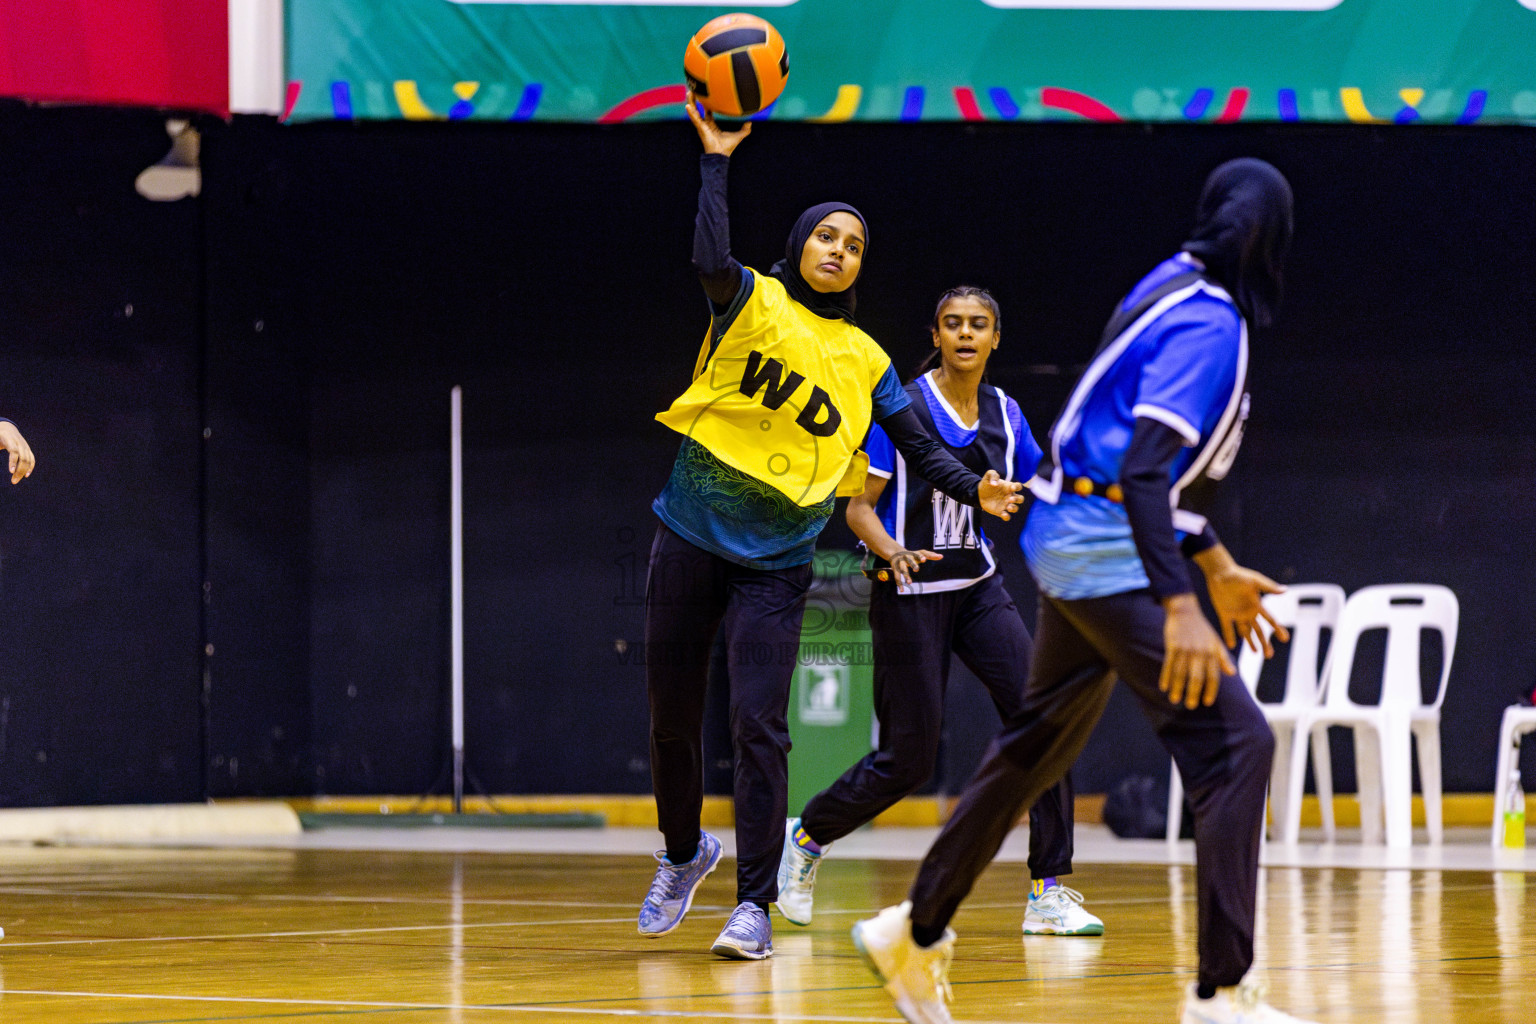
left=290, top=81, right=1493, bottom=127
left=282, top=0, right=1536, bottom=124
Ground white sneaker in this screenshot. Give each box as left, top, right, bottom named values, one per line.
left=775, top=818, right=823, bottom=926
left=1022, top=883, right=1104, bottom=935
left=851, top=901, right=956, bottom=1024
left=1179, top=979, right=1320, bottom=1023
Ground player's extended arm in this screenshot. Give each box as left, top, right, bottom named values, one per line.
left=845, top=473, right=941, bottom=586
left=1119, top=417, right=1236, bottom=709
left=0, top=420, right=35, bottom=484
left=688, top=88, right=750, bottom=309
left=876, top=406, right=1021, bottom=520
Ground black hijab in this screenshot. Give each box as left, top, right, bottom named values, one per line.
left=768, top=202, right=868, bottom=325
left=1182, top=158, right=1294, bottom=327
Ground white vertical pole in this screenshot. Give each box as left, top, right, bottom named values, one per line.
left=450, top=386, right=465, bottom=814
left=228, top=0, right=286, bottom=115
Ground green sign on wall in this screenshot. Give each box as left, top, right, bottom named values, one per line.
left=284, top=1, right=1536, bottom=124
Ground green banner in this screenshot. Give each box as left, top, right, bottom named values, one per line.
left=284, top=1, right=1536, bottom=124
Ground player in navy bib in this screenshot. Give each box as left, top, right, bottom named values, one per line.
left=855, top=161, right=1320, bottom=1024
left=775, top=288, right=1102, bottom=938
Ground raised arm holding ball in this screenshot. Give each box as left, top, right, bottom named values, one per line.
left=636, top=90, right=1020, bottom=962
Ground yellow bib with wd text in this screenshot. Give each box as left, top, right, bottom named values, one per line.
left=656, top=270, right=890, bottom=507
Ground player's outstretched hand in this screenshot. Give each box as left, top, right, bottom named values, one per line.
left=889, top=548, right=942, bottom=587
left=1160, top=594, right=1234, bottom=710
left=977, top=470, right=1022, bottom=520
left=1193, top=544, right=1289, bottom=657
left=0, top=421, right=36, bottom=484
left=686, top=86, right=752, bottom=157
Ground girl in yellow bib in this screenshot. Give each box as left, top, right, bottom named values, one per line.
left=638, top=92, right=1022, bottom=960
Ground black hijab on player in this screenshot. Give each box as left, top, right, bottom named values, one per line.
left=1182, top=158, right=1294, bottom=328
left=768, top=202, right=867, bottom=325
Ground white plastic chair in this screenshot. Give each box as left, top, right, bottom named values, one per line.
left=1166, top=584, right=1345, bottom=844
left=1280, top=584, right=1458, bottom=848
left=1491, top=705, right=1536, bottom=847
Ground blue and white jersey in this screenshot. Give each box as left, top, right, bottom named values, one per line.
left=867, top=372, right=1043, bottom=595
left=1024, top=254, right=1249, bottom=600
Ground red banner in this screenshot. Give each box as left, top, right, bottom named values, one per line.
left=0, top=0, right=227, bottom=114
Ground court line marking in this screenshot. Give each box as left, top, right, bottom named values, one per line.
left=0, top=916, right=639, bottom=947
left=514, top=969, right=1195, bottom=1007
left=0, top=989, right=1051, bottom=1024
left=1, top=945, right=1441, bottom=1020
left=0, top=885, right=653, bottom=909
left=0, top=873, right=1489, bottom=911
left=0, top=890, right=1497, bottom=949
left=62, top=1010, right=375, bottom=1024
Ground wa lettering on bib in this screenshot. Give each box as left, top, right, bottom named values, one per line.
left=930, top=493, right=979, bottom=551
left=871, top=375, right=1020, bottom=595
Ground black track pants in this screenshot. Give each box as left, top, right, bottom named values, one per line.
left=908, top=589, right=1273, bottom=989
left=645, top=524, right=812, bottom=905
left=800, top=573, right=1074, bottom=879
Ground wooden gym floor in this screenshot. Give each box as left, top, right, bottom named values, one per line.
left=0, top=833, right=1532, bottom=1023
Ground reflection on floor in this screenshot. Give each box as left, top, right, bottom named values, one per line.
left=0, top=825, right=1528, bottom=1022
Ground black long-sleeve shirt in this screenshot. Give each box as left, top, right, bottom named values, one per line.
left=1120, top=418, right=1220, bottom=598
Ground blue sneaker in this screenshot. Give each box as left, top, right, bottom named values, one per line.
left=637, top=832, right=722, bottom=937
left=711, top=901, right=774, bottom=960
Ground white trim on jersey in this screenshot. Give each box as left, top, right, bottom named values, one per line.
left=1027, top=278, right=1232, bottom=505
left=998, top=388, right=1017, bottom=481
left=867, top=466, right=893, bottom=480
left=1169, top=316, right=1248, bottom=509
left=1173, top=509, right=1209, bottom=534
left=901, top=558, right=996, bottom=595
left=893, top=450, right=908, bottom=550
left=921, top=370, right=980, bottom=431
left=1130, top=403, right=1200, bottom=446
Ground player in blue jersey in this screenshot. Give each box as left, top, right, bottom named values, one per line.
left=639, top=96, right=1022, bottom=962
left=854, top=160, right=1319, bottom=1024
left=776, top=287, right=1101, bottom=938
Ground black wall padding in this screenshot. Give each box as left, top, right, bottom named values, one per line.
left=0, top=105, right=203, bottom=805
left=0, top=104, right=1532, bottom=805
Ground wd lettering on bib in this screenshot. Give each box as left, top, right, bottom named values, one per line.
left=739, top=350, right=804, bottom=410
left=656, top=270, right=888, bottom=507
left=737, top=351, right=843, bottom=437
left=796, top=386, right=842, bottom=437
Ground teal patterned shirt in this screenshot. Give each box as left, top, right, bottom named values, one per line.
left=653, top=438, right=835, bottom=570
